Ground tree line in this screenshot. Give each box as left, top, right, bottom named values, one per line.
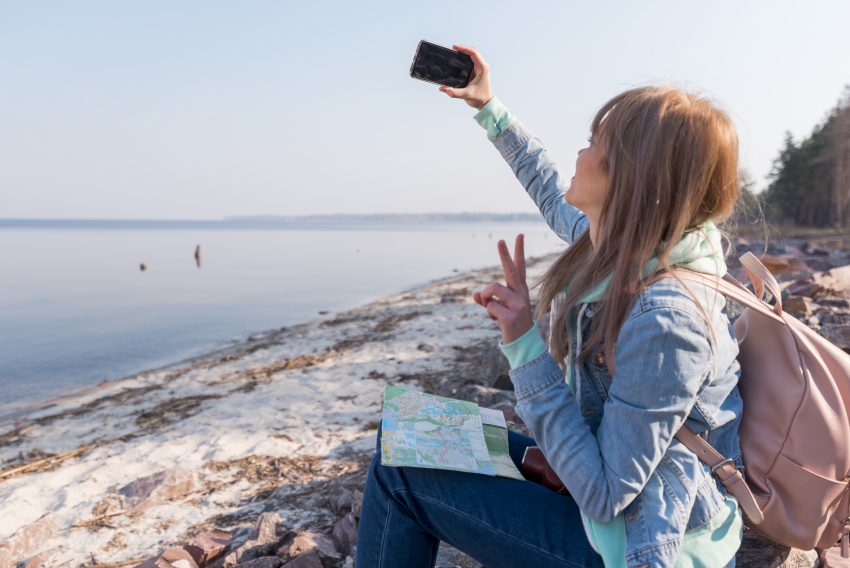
left=758, top=87, right=850, bottom=228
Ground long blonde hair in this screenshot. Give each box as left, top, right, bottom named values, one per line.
left=538, top=85, right=740, bottom=366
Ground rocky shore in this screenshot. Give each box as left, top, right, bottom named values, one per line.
left=5, top=232, right=850, bottom=568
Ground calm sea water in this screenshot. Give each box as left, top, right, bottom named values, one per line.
left=0, top=220, right=565, bottom=413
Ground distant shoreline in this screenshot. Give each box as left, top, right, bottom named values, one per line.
left=0, top=213, right=545, bottom=229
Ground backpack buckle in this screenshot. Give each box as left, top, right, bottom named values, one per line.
left=711, top=458, right=736, bottom=475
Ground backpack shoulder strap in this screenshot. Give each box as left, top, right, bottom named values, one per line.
left=675, top=425, right=764, bottom=524
left=595, top=255, right=782, bottom=524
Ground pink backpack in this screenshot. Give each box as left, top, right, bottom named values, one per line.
left=638, top=252, right=850, bottom=556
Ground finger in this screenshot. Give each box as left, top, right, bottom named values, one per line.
left=452, top=45, right=487, bottom=69
left=440, top=86, right=457, bottom=98
left=497, top=240, right=522, bottom=291
left=479, top=282, right=522, bottom=310
left=473, top=291, right=497, bottom=319
left=514, top=234, right=526, bottom=284
left=486, top=299, right=513, bottom=322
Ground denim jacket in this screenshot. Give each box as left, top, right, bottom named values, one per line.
left=495, top=120, right=744, bottom=568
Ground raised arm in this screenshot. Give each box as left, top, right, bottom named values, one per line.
left=441, top=44, right=589, bottom=244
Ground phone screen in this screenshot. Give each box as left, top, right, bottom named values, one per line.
left=409, top=41, right=474, bottom=89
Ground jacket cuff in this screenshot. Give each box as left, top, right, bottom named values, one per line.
left=509, top=350, right=566, bottom=402
left=491, top=119, right=533, bottom=160
left=472, top=96, right=517, bottom=141
left=500, top=323, right=547, bottom=369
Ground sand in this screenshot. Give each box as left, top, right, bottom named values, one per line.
left=0, top=255, right=556, bottom=566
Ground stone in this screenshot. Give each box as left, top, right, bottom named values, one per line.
left=136, top=548, right=199, bottom=568
left=753, top=255, right=813, bottom=277
left=15, top=547, right=61, bottom=568
left=249, top=512, right=282, bottom=543
left=328, top=487, right=354, bottom=515
left=0, top=513, right=58, bottom=568
left=118, top=468, right=195, bottom=512
left=783, top=295, right=816, bottom=317
left=183, top=531, right=232, bottom=568
left=815, top=266, right=850, bottom=299
left=134, top=558, right=173, bottom=568
left=458, top=384, right=516, bottom=409
left=734, top=527, right=817, bottom=568
left=281, top=552, right=323, bottom=568
left=207, top=513, right=283, bottom=568
left=821, top=543, right=850, bottom=567
left=351, top=491, right=363, bottom=518
left=276, top=530, right=340, bottom=568
left=786, top=277, right=822, bottom=298
left=435, top=545, right=482, bottom=568
left=819, top=324, right=850, bottom=351
left=234, top=558, right=282, bottom=568
left=488, top=401, right=522, bottom=425
left=818, top=297, right=850, bottom=309
left=331, top=513, right=359, bottom=558
left=488, top=342, right=513, bottom=391
left=803, top=243, right=830, bottom=256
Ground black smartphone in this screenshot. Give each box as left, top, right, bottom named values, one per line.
left=409, top=41, right=474, bottom=89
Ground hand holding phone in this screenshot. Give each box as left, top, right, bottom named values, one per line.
left=409, top=42, right=494, bottom=111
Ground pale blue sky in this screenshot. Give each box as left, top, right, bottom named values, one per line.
left=1, top=0, right=848, bottom=220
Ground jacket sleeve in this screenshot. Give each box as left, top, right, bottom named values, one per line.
left=511, top=306, right=713, bottom=522
left=490, top=120, right=589, bottom=244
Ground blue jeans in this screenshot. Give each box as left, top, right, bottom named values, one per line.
left=356, top=425, right=606, bottom=568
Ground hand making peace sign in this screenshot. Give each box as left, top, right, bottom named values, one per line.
left=473, top=235, right=534, bottom=344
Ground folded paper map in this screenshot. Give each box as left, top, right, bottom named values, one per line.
left=380, top=386, right=524, bottom=480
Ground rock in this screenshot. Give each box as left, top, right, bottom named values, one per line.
left=488, top=401, right=522, bottom=425
left=331, top=513, right=359, bottom=558
left=538, top=312, right=551, bottom=349
left=488, top=342, right=513, bottom=390
left=819, top=324, right=850, bottom=351
left=821, top=543, right=850, bottom=567
left=276, top=530, right=340, bottom=568
left=506, top=420, right=533, bottom=438
left=15, top=547, right=61, bottom=568
left=281, top=552, right=323, bottom=568
left=208, top=513, right=283, bottom=568
left=118, top=468, right=195, bottom=512
left=806, top=258, right=835, bottom=272
left=250, top=512, right=283, bottom=542
left=815, top=266, right=850, bottom=299
left=734, top=527, right=817, bottom=567
left=458, top=384, right=516, bottom=409
left=0, top=513, right=58, bottom=568
left=136, top=548, right=199, bottom=568
left=751, top=255, right=813, bottom=277
left=134, top=558, right=173, bottom=568
left=435, top=545, right=482, bottom=568
left=183, top=531, right=232, bottom=568
left=234, top=558, right=282, bottom=568
left=783, top=296, right=816, bottom=317
left=786, top=277, right=822, bottom=298
left=818, top=297, right=850, bottom=309
left=351, top=491, right=363, bottom=518
left=328, top=487, right=354, bottom=515
left=440, top=296, right=465, bottom=303
left=803, top=243, right=830, bottom=256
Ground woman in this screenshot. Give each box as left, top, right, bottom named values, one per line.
left=356, top=45, right=745, bottom=568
